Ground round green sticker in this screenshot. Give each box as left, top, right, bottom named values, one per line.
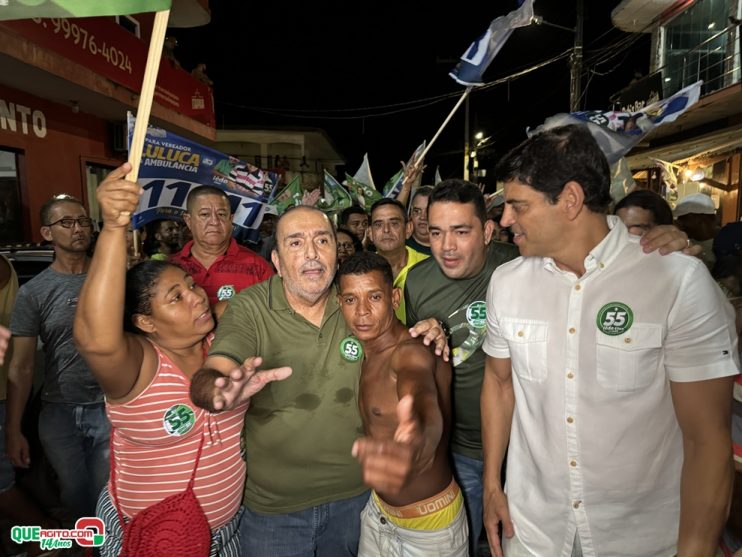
left=163, top=404, right=196, bottom=436
left=340, top=337, right=363, bottom=362
left=596, top=302, right=634, bottom=336
left=466, top=301, right=487, bottom=328
left=217, top=285, right=236, bottom=301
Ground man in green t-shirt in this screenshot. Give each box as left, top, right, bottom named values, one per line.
left=190, top=205, right=448, bottom=557
left=404, top=181, right=517, bottom=556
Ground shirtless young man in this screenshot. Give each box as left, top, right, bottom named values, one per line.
left=337, top=252, right=468, bottom=557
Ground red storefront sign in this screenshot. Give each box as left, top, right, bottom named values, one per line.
left=0, top=17, right=215, bottom=127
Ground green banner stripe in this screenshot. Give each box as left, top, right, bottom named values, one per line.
left=0, top=0, right=171, bottom=21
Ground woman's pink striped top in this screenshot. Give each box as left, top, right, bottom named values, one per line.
left=106, top=336, right=247, bottom=529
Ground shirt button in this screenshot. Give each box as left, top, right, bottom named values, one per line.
left=319, top=334, right=323, bottom=339
left=568, top=327, right=576, bottom=334
left=566, top=372, right=574, bottom=379
left=517, top=330, right=524, bottom=337
left=574, top=284, right=581, bottom=291
left=599, top=262, right=605, bottom=269
left=624, top=337, right=632, bottom=344
left=567, top=416, right=574, bottom=424
left=570, top=460, right=577, bottom=467
left=573, top=500, right=581, bottom=509
left=380, top=517, right=387, bottom=524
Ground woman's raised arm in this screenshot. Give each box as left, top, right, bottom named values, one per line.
left=74, top=162, right=145, bottom=399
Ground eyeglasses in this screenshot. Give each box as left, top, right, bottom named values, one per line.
left=46, top=217, right=93, bottom=228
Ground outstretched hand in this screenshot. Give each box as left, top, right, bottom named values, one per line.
left=211, top=356, right=292, bottom=411
left=97, top=162, right=142, bottom=229
left=352, top=396, right=428, bottom=495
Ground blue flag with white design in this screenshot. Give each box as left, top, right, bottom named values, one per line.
left=533, top=81, right=702, bottom=164
left=450, top=0, right=535, bottom=87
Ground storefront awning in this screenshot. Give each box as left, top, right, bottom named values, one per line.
left=625, top=122, right=742, bottom=169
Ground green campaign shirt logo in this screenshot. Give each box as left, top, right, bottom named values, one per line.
left=465, top=301, right=487, bottom=328
left=340, top=337, right=363, bottom=362
left=217, top=285, right=236, bottom=301
left=163, top=404, right=196, bottom=436
left=596, top=302, right=634, bottom=336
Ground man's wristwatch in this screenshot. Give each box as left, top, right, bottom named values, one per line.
left=437, top=319, right=450, bottom=339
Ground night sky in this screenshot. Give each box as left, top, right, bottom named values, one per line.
left=173, top=1, right=649, bottom=189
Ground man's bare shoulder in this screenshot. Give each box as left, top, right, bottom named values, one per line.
left=390, top=333, right=437, bottom=371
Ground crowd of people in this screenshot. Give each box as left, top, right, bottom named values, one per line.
left=0, top=124, right=740, bottom=557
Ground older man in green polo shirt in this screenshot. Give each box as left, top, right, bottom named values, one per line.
left=190, top=205, right=447, bottom=557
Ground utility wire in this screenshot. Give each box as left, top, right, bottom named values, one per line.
left=217, top=10, right=650, bottom=122
left=219, top=49, right=572, bottom=121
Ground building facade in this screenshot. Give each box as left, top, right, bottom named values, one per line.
left=0, top=2, right=215, bottom=243
left=613, top=0, right=741, bottom=223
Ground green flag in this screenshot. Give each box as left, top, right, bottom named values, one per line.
left=272, top=175, right=303, bottom=215
left=0, top=0, right=171, bottom=20
left=345, top=174, right=381, bottom=212
left=318, top=170, right=352, bottom=213
left=382, top=169, right=403, bottom=197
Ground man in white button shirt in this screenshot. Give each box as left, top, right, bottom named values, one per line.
left=481, top=124, right=739, bottom=557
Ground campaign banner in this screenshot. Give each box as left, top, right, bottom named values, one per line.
left=127, top=113, right=274, bottom=241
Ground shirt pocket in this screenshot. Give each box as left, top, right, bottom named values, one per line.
left=595, top=323, right=663, bottom=392
left=500, top=319, right=549, bottom=382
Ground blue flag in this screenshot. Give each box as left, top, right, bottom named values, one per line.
left=449, top=0, right=535, bottom=87
left=533, top=81, right=702, bottom=165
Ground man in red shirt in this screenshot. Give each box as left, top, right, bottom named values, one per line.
left=170, top=186, right=273, bottom=306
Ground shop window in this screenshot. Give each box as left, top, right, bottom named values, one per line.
left=0, top=149, right=24, bottom=243
left=661, top=0, right=730, bottom=95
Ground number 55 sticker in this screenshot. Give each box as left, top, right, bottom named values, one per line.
left=596, top=302, right=634, bottom=336
left=340, top=337, right=363, bottom=362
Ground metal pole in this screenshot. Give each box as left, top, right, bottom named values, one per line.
left=569, top=0, right=584, bottom=112
left=463, top=95, right=470, bottom=181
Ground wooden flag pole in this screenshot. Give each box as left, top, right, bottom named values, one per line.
left=126, top=9, right=170, bottom=257
left=416, top=87, right=473, bottom=166
left=127, top=10, right=170, bottom=183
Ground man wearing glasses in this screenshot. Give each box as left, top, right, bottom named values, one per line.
left=6, top=195, right=110, bottom=520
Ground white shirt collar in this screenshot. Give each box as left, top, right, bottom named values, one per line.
left=543, top=215, right=628, bottom=276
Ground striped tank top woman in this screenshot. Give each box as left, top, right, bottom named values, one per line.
left=106, top=335, right=247, bottom=528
